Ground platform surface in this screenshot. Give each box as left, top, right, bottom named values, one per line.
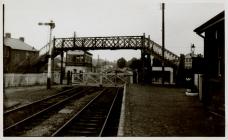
left=123, top=84, right=225, bottom=137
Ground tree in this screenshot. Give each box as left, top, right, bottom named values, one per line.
left=128, top=57, right=138, bottom=70
left=117, top=57, right=127, bottom=68
left=128, top=58, right=143, bottom=70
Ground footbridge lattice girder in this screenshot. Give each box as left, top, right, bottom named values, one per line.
left=30, top=35, right=180, bottom=70
left=54, top=36, right=144, bottom=50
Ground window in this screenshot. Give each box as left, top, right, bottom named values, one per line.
left=80, top=56, right=83, bottom=62
left=26, top=52, right=29, bottom=59
left=218, top=46, right=222, bottom=77
left=4, top=47, right=9, bottom=57
left=72, top=56, right=76, bottom=62
left=215, top=30, right=218, bottom=39
left=85, top=56, right=89, bottom=63
left=76, top=56, right=79, bottom=63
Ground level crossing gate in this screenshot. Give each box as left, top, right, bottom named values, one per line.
left=72, top=72, right=133, bottom=86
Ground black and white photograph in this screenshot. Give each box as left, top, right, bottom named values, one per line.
left=1, top=0, right=226, bottom=138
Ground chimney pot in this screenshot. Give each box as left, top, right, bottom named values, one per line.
left=19, top=37, right=25, bottom=42
left=5, top=33, right=11, bottom=38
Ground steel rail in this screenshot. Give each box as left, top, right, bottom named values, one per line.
left=4, top=87, right=95, bottom=136
left=51, top=88, right=108, bottom=136
left=4, top=86, right=83, bottom=129
left=4, top=86, right=79, bottom=114
left=98, top=87, right=120, bottom=136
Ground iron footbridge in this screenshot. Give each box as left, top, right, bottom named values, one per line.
left=17, top=34, right=180, bottom=72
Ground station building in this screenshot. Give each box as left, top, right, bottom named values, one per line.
left=150, top=57, right=174, bottom=84
left=194, top=11, right=224, bottom=114
left=65, top=50, right=93, bottom=74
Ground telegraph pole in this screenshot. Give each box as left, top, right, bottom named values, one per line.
left=162, top=3, right=165, bottom=85
left=38, top=20, right=55, bottom=89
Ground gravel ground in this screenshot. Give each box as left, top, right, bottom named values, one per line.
left=22, top=90, right=102, bottom=136
left=123, top=84, right=225, bottom=137
left=3, top=85, right=103, bottom=136
left=4, top=85, right=73, bottom=111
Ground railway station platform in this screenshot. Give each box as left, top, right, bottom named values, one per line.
left=121, top=84, right=225, bottom=137
left=3, top=84, right=225, bottom=137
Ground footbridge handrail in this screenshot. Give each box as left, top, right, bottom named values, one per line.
left=144, top=38, right=179, bottom=66
left=54, top=36, right=144, bottom=50
left=30, top=35, right=180, bottom=72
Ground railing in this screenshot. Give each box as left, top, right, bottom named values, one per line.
left=144, top=38, right=179, bottom=66
left=54, top=36, right=143, bottom=50
left=72, top=72, right=133, bottom=86
left=39, top=42, right=50, bottom=56
left=34, top=35, right=180, bottom=70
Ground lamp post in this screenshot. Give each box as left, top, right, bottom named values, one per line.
left=191, top=44, right=195, bottom=57
left=38, top=20, right=55, bottom=89
left=161, top=3, right=165, bottom=85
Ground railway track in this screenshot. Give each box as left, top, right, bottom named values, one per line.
left=4, top=86, right=85, bottom=128
left=4, top=86, right=102, bottom=136
left=52, top=87, right=123, bottom=137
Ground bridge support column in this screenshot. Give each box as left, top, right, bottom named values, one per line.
left=60, top=40, right=65, bottom=85
left=141, top=50, right=152, bottom=84
left=99, top=72, right=103, bottom=86
left=60, top=51, right=64, bottom=84
left=176, top=54, right=186, bottom=87
left=170, top=68, right=174, bottom=84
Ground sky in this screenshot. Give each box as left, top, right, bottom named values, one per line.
left=2, top=0, right=225, bottom=61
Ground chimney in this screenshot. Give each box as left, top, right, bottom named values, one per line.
left=5, top=33, right=11, bottom=38
left=19, top=37, right=25, bottom=42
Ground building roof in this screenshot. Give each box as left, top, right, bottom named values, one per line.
left=4, top=38, right=37, bottom=52
left=67, top=50, right=92, bottom=55
left=194, top=11, right=224, bottom=35
left=185, top=53, right=197, bottom=58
